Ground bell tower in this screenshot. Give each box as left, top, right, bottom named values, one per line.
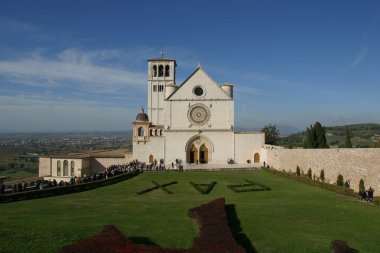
left=147, top=57, right=176, bottom=126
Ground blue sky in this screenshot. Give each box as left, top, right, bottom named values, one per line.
left=0, top=0, right=379, bottom=133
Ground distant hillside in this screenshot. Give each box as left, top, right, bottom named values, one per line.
left=278, top=123, right=380, bottom=148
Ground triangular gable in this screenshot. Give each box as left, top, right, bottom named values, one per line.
left=167, top=67, right=231, bottom=100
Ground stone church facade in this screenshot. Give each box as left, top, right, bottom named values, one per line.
left=132, top=58, right=264, bottom=167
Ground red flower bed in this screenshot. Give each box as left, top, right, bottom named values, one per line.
left=60, top=198, right=246, bottom=253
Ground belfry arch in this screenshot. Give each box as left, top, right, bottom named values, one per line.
left=185, top=135, right=213, bottom=164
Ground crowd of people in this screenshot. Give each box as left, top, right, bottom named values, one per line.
left=0, top=160, right=143, bottom=195
left=358, top=186, right=375, bottom=203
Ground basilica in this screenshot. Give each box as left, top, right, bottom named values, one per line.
left=132, top=57, right=265, bottom=167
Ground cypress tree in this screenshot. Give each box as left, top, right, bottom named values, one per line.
left=303, top=122, right=329, bottom=148
left=320, top=169, right=325, bottom=182
left=345, top=127, right=352, bottom=148
left=359, top=179, right=365, bottom=192
left=296, top=166, right=301, bottom=176
left=307, top=168, right=312, bottom=179
left=337, top=174, right=344, bottom=187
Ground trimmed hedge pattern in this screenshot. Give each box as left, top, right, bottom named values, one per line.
left=0, top=171, right=139, bottom=204
left=136, top=181, right=177, bottom=195
left=264, top=168, right=356, bottom=197
left=228, top=180, right=271, bottom=193
left=189, top=181, right=217, bottom=194
left=60, top=198, right=246, bottom=253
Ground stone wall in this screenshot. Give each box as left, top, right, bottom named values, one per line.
left=264, top=146, right=380, bottom=196
left=39, top=157, right=52, bottom=177
left=234, top=132, right=264, bottom=164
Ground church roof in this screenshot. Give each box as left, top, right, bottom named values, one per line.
left=135, top=108, right=149, bottom=122
left=166, top=66, right=231, bottom=100
left=165, top=67, right=201, bottom=100
left=147, top=58, right=177, bottom=64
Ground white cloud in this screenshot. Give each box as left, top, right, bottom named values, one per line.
left=350, top=44, right=368, bottom=68
left=0, top=49, right=146, bottom=93
left=0, top=94, right=137, bottom=132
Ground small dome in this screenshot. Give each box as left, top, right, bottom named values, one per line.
left=135, top=108, right=149, bottom=122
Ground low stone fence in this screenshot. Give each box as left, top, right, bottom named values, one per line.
left=0, top=171, right=139, bottom=204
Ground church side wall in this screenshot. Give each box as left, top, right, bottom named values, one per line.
left=133, top=136, right=165, bottom=163
left=39, top=157, right=52, bottom=177
left=90, top=158, right=127, bottom=173
left=234, top=133, right=265, bottom=164
left=264, top=147, right=380, bottom=196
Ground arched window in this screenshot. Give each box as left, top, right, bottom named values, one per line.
left=254, top=153, right=260, bottom=163
left=63, top=160, right=69, bottom=176
left=158, top=65, right=164, bottom=77
left=155, top=129, right=158, bottom=136
left=153, top=65, right=157, bottom=77
left=150, top=129, right=153, bottom=136
left=70, top=161, right=75, bottom=176
left=149, top=155, right=154, bottom=163
left=138, top=127, right=144, bottom=136
left=57, top=161, right=61, bottom=176
left=165, top=65, right=170, bottom=77
left=160, top=129, right=163, bottom=136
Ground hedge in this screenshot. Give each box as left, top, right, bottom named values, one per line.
left=189, top=181, right=217, bottom=194
left=137, top=181, right=177, bottom=195
left=0, top=171, right=139, bottom=204
left=227, top=180, right=271, bottom=193
left=264, top=168, right=356, bottom=197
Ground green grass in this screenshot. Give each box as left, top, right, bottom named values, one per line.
left=1, top=170, right=38, bottom=182
left=1, top=170, right=380, bottom=253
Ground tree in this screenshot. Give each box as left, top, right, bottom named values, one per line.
left=344, top=180, right=350, bottom=188
left=303, top=122, right=329, bottom=148
left=307, top=168, right=312, bottom=179
left=344, top=127, right=352, bottom=148
left=359, top=179, right=365, bottom=192
left=296, top=166, right=301, bottom=176
left=337, top=174, right=344, bottom=187
left=261, top=124, right=280, bottom=145
left=320, top=169, right=325, bottom=182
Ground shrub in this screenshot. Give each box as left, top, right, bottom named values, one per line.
left=296, top=166, right=301, bottom=176
left=227, top=180, right=271, bottom=193
left=320, top=169, right=325, bottom=182
left=307, top=168, right=312, bottom=179
left=189, top=181, right=217, bottom=194
left=264, top=168, right=355, bottom=197
left=337, top=174, right=344, bottom=187
left=344, top=180, right=350, bottom=189
left=359, top=179, right=365, bottom=192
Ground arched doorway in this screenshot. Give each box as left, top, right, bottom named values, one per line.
left=254, top=153, right=260, bottom=163
left=199, top=144, right=208, bottom=164
left=149, top=155, right=154, bottom=163
left=190, top=145, right=198, bottom=164
left=185, top=135, right=213, bottom=164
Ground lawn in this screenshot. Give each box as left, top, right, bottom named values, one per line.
left=1, top=170, right=379, bottom=253
left=1, top=170, right=38, bottom=182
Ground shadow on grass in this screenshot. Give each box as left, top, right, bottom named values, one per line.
left=226, top=204, right=259, bottom=253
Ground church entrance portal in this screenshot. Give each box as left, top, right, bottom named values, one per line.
left=190, top=145, right=198, bottom=163
left=186, top=135, right=213, bottom=164
left=199, top=144, right=208, bottom=164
